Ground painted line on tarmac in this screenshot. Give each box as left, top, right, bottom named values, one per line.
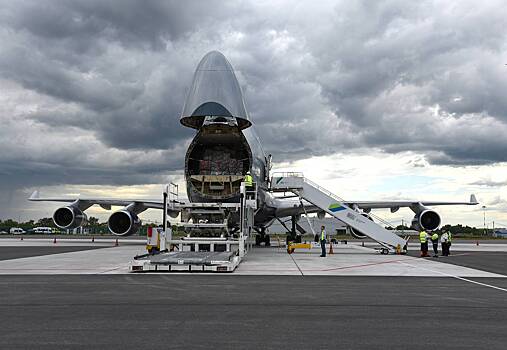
left=288, top=254, right=304, bottom=276
left=398, top=261, right=507, bottom=293
left=316, top=258, right=409, bottom=272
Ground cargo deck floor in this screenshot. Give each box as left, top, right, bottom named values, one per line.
left=136, top=251, right=236, bottom=265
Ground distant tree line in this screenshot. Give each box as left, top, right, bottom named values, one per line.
left=0, top=218, right=495, bottom=236
left=392, top=223, right=493, bottom=236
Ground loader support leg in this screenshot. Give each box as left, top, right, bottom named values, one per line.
left=255, top=227, right=270, bottom=246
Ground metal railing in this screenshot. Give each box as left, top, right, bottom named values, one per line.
left=302, top=177, right=396, bottom=229
left=302, top=176, right=346, bottom=203
left=270, top=171, right=304, bottom=178
left=273, top=171, right=395, bottom=230
left=366, top=211, right=396, bottom=230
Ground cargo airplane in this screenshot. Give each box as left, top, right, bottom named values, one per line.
left=29, top=51, right=478, bottom=245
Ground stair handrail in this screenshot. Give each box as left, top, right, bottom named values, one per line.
left=302, top=177, right=396, bottom=231
left=273, top=173, right=398, bottom=234
left=367, top=211, right=396, bottom=230
left=302, top=176, right=346, bottom=203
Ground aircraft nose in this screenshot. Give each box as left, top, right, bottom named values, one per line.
left=180, top=51, right=252, bottom=130
left=197, top=51, right=233, bottom=72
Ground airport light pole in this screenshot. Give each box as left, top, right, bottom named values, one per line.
left=482, top=205, right=486, bottom=236
left=160, top=184, right=168, bottom=251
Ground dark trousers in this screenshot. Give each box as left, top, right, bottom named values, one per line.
left=442, top=242, right=450, bottom=256
left=420, top=242, right=428, bottom=256
left=432, top=242, right=438, bottom=255
left=320, top=239, right=326, bottom=257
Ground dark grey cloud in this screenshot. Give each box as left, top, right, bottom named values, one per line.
left=1, top=0, right=507, bottom=219
left=3, top=0, right=236, bottom=51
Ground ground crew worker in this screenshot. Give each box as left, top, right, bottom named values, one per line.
left=244, top=171, right=253, bottom=199
left=431, top=232, right=439, bottom=257
left=447, top=230, right=452, bottom=256
left=244, top=171, right=253, bottom=187
left=320, top=225, right=326, bottom=257
left=440, top=231, right=449, bottom=256
left=419, top=230, right=429, bottom=257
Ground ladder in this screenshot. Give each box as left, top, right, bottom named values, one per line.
left=271, top=173, right=407, bottom=253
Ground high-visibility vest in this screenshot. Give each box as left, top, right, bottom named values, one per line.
left=431, top=233, right=438, bottom=241
left=321, top=229, right=326, bottom=241
left=419, top=231, right=427, bottom=243
left=244, top=174, right=253, bottom=187
left=448, top=231, right=452, bottom=242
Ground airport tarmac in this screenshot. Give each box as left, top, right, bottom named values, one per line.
left=0, top=238, right=506, bottom=278
left=1, top=275, right=507, bottom=349
left=0, top=238, right=506, bottom=349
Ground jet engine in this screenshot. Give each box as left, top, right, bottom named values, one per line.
left=108, top=209, right=141, bottom=236
left=53, top=206, right=87, bottom=229
left=411, top=209, right=441, bottom=231
left=349, top=213, right=373, bottom=239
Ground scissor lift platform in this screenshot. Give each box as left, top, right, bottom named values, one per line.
left=131, top=250, right=240, bottom=272
left=130, top=181, right=256, bottom=273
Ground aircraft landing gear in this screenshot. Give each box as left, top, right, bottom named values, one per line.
left=286, top=215, right=302, bottom=244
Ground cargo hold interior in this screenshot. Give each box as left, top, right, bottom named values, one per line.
left=186, top=126, right=252, bottom=199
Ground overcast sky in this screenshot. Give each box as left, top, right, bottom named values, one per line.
left=1, top=0, right=506, bottom=227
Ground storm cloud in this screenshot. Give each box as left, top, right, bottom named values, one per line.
left=1, top=0, right=507, bottom=218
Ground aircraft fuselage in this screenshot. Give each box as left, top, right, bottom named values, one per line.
left=180, top=51, right=276, bottom=230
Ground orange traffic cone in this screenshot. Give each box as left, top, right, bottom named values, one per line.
left=328, top=241, right=334, bottom=254
left=115, top=238, right=119, bottom=246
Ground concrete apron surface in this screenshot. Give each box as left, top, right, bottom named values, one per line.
left=0, top=239, right=505, bottom=278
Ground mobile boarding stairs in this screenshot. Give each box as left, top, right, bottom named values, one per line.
left=270, top=172, right=408, bottom=254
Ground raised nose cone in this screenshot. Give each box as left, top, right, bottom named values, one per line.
left=180, top=51, right=251, bottom=130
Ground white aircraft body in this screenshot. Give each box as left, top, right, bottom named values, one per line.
left=29, top=51, right=478, bottom=246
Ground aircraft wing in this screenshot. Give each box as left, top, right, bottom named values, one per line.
left=349, top=194, right=478, bottom=211
left=274, top=194, right=478, bottom=217
left=28, top=190, right=167, bottom=210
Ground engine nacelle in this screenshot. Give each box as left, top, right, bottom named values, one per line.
left=411, top=209, right=441, bottom=231
left=108, top=210, right=141, bottom=236
left=53, top=206, right=87, bottom=229
left=349, top=213, right=373, bottom=239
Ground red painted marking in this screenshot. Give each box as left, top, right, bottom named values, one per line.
left=306, top=258, right=410, bottom=272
